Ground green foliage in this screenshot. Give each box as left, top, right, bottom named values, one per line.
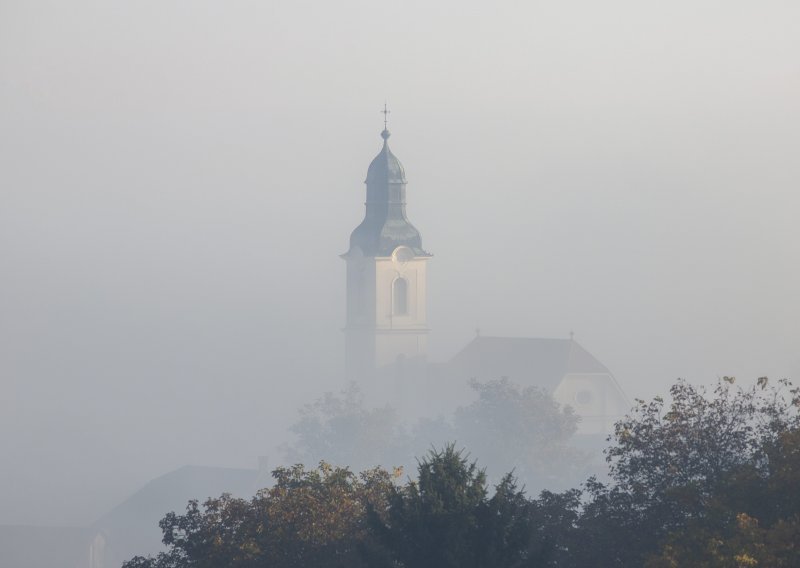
left=123, top=462, right=397, bottom=568
left=647, top=427, right=800, bottom=567
left=370, top=444, right=551, bottom=568
left=571, top=377, right=800, bottom=567
left=124, top=446, right=562, bottom=568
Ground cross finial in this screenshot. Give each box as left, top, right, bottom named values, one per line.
left=381, top=103, right=391, bottom=130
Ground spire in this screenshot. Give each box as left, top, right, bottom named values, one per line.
left=346, top=110, right=428, bottom=257
left=367, top=103, right=405, bottom=183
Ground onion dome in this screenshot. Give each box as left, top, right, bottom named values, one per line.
left=347, top=129, right=429, bottom=258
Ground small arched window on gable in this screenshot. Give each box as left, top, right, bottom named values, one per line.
left=393, top=277, right=408, bottom=316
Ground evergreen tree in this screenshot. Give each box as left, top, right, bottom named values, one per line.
left=370, top=444, right=550, bottom=568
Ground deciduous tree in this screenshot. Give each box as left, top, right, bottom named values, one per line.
left=123, top=462, right=398, bottom=568
left=454, top=378, right=586, bottom=491
left=571, top=377, right=800, bottom=567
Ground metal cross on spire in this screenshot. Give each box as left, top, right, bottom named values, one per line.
left=381, top=103, right=391, bottom=130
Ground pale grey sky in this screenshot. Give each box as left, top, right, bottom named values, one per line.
left=1, top=0, right=799, bottom=526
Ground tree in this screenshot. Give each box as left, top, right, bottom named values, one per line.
left=647, top=426, right=800, bottom=567
left=454, top=378, right=587, bottom=491
left=369, top=444, right=553, bottom=568
left=284, top=383, right=411, bottom=473
left=569, top=377, right=800, bottom=567
left=123, top=462, right=398, bottom=568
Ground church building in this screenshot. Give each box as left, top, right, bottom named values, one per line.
left=344, top=120, right=629, bottom=434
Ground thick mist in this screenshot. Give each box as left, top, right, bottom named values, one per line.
left=1, top=0, right=799, bottom=529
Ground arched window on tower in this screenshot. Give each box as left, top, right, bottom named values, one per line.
left=393, top=277, right=408, bottom=316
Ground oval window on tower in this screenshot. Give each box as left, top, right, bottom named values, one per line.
left=393, top=277, right=408, bottom=315
left=392, top=246, right=415, bottom=264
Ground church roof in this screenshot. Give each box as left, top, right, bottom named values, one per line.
left=448, top=336, right=610, bottom=391
left=347, top=129, right=428, bottom=257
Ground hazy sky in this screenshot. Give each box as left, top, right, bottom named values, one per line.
left=1, top=0, right=799, bottom=526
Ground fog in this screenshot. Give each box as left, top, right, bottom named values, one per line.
left=1, top=0, right=799, bottom=533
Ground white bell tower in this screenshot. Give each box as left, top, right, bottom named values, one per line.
left=343, top=120, right=430, bottom=380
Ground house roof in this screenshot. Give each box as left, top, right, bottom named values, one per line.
left=448, top=336, right=610, bottom=391
left=92, top=465, right=260, bottom=565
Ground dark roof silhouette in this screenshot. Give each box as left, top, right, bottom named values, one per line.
left=448, top=336, right=610, bottom=391
left=0, top=465, right=263, bottom=568
left=92, top=465, right=259, bottom=566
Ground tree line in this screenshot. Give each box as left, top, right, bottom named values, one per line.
left=284, top=378, right=591, bottom=493
left=124, top=377, right=800, bottom=567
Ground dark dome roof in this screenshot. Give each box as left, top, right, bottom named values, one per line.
left=365, top=129, right=406, bottom=184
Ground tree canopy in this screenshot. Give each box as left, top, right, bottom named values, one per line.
left=123, top=462, right=397, bottom=568
left=125, top=447, right=555, bottom=568
left=284, top=383, right=409, bottom=474
left=570, top=377, right=800, bottom=567
left=454, top=378, right=586, bottom=490
left=369, top=444, right=545, bottom=568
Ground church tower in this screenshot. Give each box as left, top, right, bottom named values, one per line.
left=343, top=123, right=431, bottom=380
